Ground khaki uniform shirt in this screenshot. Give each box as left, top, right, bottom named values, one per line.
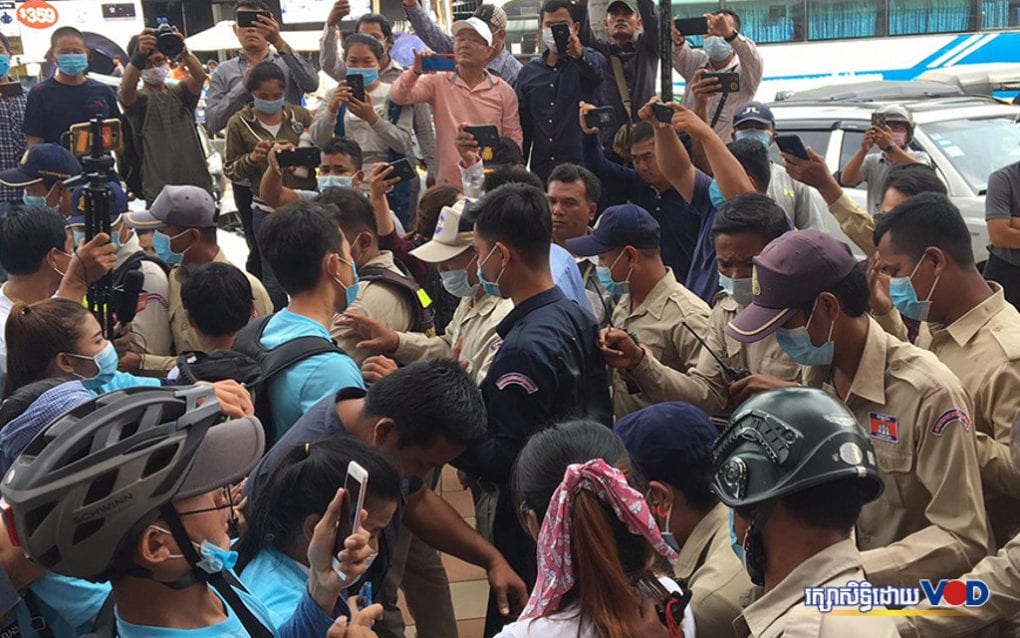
left=636, top=292, right=801, bottom=416
left=674, top=503, right=751, bottom=637
left=115, top=233, right=172, bottom=360
left=392, top=291, right=512, bottom=386
left=803, top=318, right=989, bottom=586
left=140, top=249, right=274, bottom=373
left=331, top=251, right=414, bottom=366
left=898, top=531, right=1020, bottom=638
left=609, top=268, right=710, bottom=420
left=734, top=539, right=900, bottom=638
left=829, top=191, right=878, bottom=258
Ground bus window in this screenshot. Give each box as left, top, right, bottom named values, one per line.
left=889, top=0, right=972, bottom=35
left=725, top=0, right=806, bottom=43
left=806, top=0, right=884, bottom=40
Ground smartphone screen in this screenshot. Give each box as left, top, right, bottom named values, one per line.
left=236, top=10, right=272, bottom=28
left=674, top=16, right=708, bottom=36
left=346, top=74, right=366, bottom=102
left=421, top=55, right=456, bottom=72
left=464, top=125, right=500, bottom=148
left=775, top=134, right=809, bottom=160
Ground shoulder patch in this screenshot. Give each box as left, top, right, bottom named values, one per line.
left=868, top=412, right=899, bottom=443
left=931, top=408, right=972, bottom=437
left=495, top=372, right=538, bottom=394
left=489, top=338, right=504, bottom=353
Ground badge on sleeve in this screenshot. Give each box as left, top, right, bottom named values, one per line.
left=931, top=408, right=972, bottom=436
left=495, top=372, right=538, bottom=394
left=868, top=412, right=899, bottom=443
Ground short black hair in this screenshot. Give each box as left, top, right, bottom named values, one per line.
left=548, top=163, right=601, bottom=204
left=873, top=192, right=974, bottom=266
left=317, top=187, right=378, bottom=238
left=180, top=262, right=253, bottom=338
left=260, top=201, right=342, bottom=295
left=344, top=32, right=385, bottom=62
left=0, top=206, right=67, bottom=276
left=715, top=9, right=741, bottom=30
left=0, top=32, right=11, bottom=53
left=712, top=193, right=789, bottom=244
left=364, top=359, right=487, bottom=449
left=727, top=139, right=771, bottom=192
left=321, top=137, right=364, bottom=170
left=246, top=60, right=285, bottom=93
left=881, top=163, right=947, bottom=199
left=355, top=14, right=393, bottom=40
left=781, top=476, right=873, bottom=532
left=800, top=261, right=869, bottom=318
left=482, top=166, right=543, bottom=193
left=50, top=26, right=85, bottom=50
left=473, top=183, right=553, bottom=264
left=630, top=121, right=655, bottom=146
left=234, top=0, right=272, bottom=13
left=540, top=0, right=578, bottom=21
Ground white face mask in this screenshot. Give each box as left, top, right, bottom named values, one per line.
left=141, top=65, right=170, bottom=85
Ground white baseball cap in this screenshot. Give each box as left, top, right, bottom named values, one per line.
left=410, top=199, right=476, bottom=263
left=451, top=17, right=493, bottom=47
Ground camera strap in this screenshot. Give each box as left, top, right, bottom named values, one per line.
left=707, top=63, right=737, bottom=129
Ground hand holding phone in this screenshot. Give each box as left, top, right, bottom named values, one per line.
left=870, top=112, right=887, bottom=129
left=464, top=125, right=500, bottom=148
left=583, top=106, right=617, bottom=130
left=673, top=16, right=708, bottom=36
left=236, top=10, right=273, bottom=28
left=551, top=22, right=571, bottom=54
left=277, top=147, right=321, bottom=168
left=775, top=134, right=810, bottom=161
left=652, top=102, right=674, bottom=124
left=345, top=74, right=366, bottom=102
left=332, top=461, right=368, bottom=579
left=385, top=158, right=417, bottom=184
left=703, top=71, right=740, bottom=93
left=421, top=54, right=456, bottom=73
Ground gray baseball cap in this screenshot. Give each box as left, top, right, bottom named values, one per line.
left=124, top=185, right=216, bottom=229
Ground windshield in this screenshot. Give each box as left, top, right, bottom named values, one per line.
left=921, top=116, right=1020, bottom=194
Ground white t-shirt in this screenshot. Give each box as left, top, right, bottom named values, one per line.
left=0, top=283, right=16, bottom=396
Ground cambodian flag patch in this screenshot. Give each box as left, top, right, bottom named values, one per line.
left=930, top=408, right=971, bottom=437
left=495, top=372, right=538, bottom=394
left=868, top=412, right=899, bottom=443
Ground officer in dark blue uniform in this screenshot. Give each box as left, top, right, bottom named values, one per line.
left=453, top=182, right=613, bottom=637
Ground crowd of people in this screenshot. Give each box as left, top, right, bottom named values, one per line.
left=0, top=0, right=1019, bottom=636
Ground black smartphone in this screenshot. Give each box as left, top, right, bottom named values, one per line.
left=464, top=125, right=500, bottom=148
left=652, top=102, right=674, bottom=124
left=386, top=157, right=417, bottom=184
left=236, top=10, right=273, bottom=28
left=346, top=74, right=366, bottom=102
left=703, top=71, right=740, bottom=93
left=674, top=16, right=708, bottom=36
left=421, top=54, right=456, bottom=72
left=277, top=147, right=322, bottom=168
left=775, top=134, right=810, bottom=160
left=551, top=22, right=571, bottom=54
left=584, top=106, right=617, bottom=129
left=871, top=112, right=887, bottom=128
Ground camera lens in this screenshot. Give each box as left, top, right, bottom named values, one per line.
left=156, top=24, right=184, bottom=57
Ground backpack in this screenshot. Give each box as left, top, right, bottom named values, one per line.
left=113, top=250, right=171, bottom=282
left=231, top=314, right=347, bottom=447
left=360, top=261, right=437, bottom=337
left=174, top=350, right=263, bottom=387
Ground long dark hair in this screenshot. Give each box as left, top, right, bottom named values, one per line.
left=235, top=436, right=401, bottom=571
left=4, top=299, right=91, bottom=396
left=512, top=421, right=650, bottom=638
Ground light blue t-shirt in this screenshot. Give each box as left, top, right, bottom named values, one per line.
left=549, top=243, right=590, bottom=312
left=115, top=581, right=279, bottom=638
left=239, top=549, right=307, bottom=622
left=259, top=309, right=364, bottom=440
left=95, top=371, right=163, bottom=394
left=4, top=572, right=110, bottom=638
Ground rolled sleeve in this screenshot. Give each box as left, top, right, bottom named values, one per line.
left=319, top=25, right=347, bottom=82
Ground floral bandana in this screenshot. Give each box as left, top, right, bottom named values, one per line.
left=518, top=458, right=679, bottom=620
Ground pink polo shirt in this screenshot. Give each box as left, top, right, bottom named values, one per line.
left=389, top=68, right=522, bottom=188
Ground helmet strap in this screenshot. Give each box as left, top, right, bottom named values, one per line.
left=744, top=501, right=775, bottom=587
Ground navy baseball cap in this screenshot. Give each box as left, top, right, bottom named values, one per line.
left=565, top=204, right=660, bottom=257
left=0, top=144, right=82, bottom=187
left=68, top=181, right=129, bottom=227
left=733, top=102, right=774, bottom=128
left=615, top=402, right=718, bottom=483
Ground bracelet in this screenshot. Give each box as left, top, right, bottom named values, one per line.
left=724, top=30, right=739, bottom=42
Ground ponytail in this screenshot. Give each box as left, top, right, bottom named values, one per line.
left=4, top=299, right=90, bottom=396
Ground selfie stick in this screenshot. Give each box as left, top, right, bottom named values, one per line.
left=660, top=0, right=672, bottom=102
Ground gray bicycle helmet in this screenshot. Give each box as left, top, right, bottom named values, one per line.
left=713, top=387, right=883, bottom=509
left=1, top=385, right=264, bottom=582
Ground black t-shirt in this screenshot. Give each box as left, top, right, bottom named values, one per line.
left=22, top=77, right=121, bottom=144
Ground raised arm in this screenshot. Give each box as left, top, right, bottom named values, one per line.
left=641, top=98, right=697, bottom=201
left=319, top=1, right=351, bottom=82
left=388, top=56, right=437, bottom=106
left=402, top=0, right=455, bottom=53
left=120, top=29, right=155, bottom=108
left=259, top=144, right=302, bottom=209
left=678, top=104, right=754, bottom=199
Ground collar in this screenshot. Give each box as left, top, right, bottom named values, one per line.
left=715, top=290, right=739, bottom=312
left=937, top=282, right=1007, bottom=347
left=622, top=268, right=680, bottom=322
left=449, top=69, right=497, bottom=90
left=113, top=232, right=143, bottom=268
left=738, top=539, right=861, bottom=637
left=496, top=286, right=565, bottom=338
left=844, top=318, right=888, bottom=405
left=674, top=503, right=728, bottom=580
left=361, top=250, right=396, bottom=270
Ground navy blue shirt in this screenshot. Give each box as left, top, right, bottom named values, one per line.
left=517, top=48, right=607, bottom=182
left=686, top=206, right=721, bottom=304
left=582, top=133, right=713, bottom=284
left=22, top=77, right=120, bottom=144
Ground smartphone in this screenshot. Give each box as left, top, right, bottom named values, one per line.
left=332, top=461, right=368, bottom=578
left=346, top=74, right=366, bottom=102
left=584, top=106, right=617, bottom=129
left=870, top=112, right=887, bottom=128
left=277, top=147, right=321, bottom=168
left=633, top=572, right=692, bottom=629
left=357, top=582, right=373, bottom=608
left=236, top=10, right=273, bottom=28
left=421, top=54, right=456, bottom=72
left=652, top=102, right=674, bottom=124
left=674, top=16, right=708, bottom=36
left=386, top=158, right=417, bottom=184
left=551, top=22, right=571, bottom=54
left=69, top=119, right=123, bottom=156
left=703, top=71, right=740, bottom=93
left=464, top=125, right=500, bottom=148
left=775, top=134, right=810, bottom=160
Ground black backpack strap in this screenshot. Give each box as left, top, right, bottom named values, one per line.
left=112, top=250, right=171, bottom=283
left=21, top=589, right=55, bottom=638
left=259, top=336, right=343, bottom=381
left=359, top=266, right=436, bottom=337
left=81, top=592, right=117, bottom=638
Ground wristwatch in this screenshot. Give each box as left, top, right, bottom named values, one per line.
left=724, top=30, right=739, bottom=42
left=883, top=144, right=895, bottom=153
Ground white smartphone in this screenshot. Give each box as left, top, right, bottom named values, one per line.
left=332, top=461, right=368, bottom=579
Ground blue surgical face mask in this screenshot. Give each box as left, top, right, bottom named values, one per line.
left=596, top=250, right=632, bottom=296
left=540, top=27, right=556, bottom=51
left=719, top=273, right=754, bottom=306
left=0, top=54, right=10, bottom=78
left=476, top=245, right=505, bottom=298
left=889, top=259, right=938, bottom=322
left=346, top=66, right=379, bottom=87
left=68, top=341, right=119, bottom=390
left=709, top=179, right=726, bottom=209
left=153, top=229, right=186, bottom=265
left=775, top=302, right=835, bottom=366
left=334, top=257, right=360, bottom=308
left=253, top=97, right=285, bottom=114
left=22, top=192, right=46, bottom=207
left=56, top=53, right=89, bottom=76
left=735, top=129, right=772, bottom=151
left=153, top=525, right=239, bottom=574
left=440, top=268, right=479, bottom=298
left=318, top=174, right=354, bottom=191
left=74, top=228, right=122, bottom=250
left=703, top=36, right=733, bottom=62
